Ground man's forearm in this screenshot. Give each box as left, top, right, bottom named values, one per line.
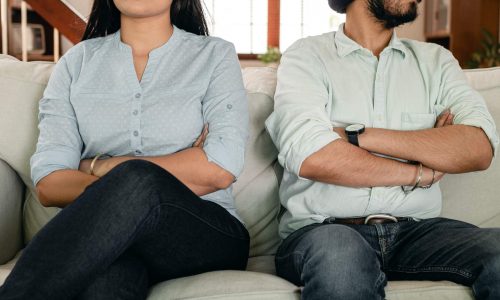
left=94, top=148, right=234, bottom=196
left=359, top=125, right=493, bottom=174
left=300, top=139, right=429, bottom=188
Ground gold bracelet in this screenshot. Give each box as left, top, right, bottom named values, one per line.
left=90, top=153, right=103, bottom=176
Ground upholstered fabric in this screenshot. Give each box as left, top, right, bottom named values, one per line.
left=0, top=55, right=60, bottom=243
left=0, top=56, right=498, bottom=299
left=439, top=67, right=500, bottom=227
left=233, top=91, right=281, bottom=257
left=0, top=160, right=23, bottom=265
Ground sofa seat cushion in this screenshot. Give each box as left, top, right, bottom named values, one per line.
left=0, top=251, right=21, bottom=285
left=147, top=270, right=300, bottom=300
left=0, top=253, right=474, bottom=299
left=386, top=281, right=473, bottom=299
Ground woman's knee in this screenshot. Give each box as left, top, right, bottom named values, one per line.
left=76, top=253, right=149, bottom=300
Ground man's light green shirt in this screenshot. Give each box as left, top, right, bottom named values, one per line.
left=265, top=24, right=499, bottom=239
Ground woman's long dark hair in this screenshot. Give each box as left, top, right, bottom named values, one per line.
left=81, top=0, right=209, bottom=41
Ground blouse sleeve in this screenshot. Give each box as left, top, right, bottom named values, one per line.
left=201, top=42, right=249, bottom=179
left=30, top=55, right=83, bottom=186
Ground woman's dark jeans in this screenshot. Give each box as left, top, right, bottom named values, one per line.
left=0, top=159, right=250, bottom=300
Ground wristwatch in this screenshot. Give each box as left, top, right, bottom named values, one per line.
left=345, top=124, right=365, bottom=147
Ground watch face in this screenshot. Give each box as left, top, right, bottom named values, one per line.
left=346, top=124, right=365, bottom=132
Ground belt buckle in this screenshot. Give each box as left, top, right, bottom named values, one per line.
left=364, top=214, right=398, bottom=225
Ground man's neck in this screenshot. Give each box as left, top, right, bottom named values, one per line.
left=120, top=12, right=174, bottom=57
left=343, top=1, right=393, bottom=58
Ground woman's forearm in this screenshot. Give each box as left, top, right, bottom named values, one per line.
left=36, top=170, right=99, bottom=207
left=93, top=148, right=234, bottom=196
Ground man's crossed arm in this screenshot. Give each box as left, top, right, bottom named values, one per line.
left=300, top=111, right=493, bottom=188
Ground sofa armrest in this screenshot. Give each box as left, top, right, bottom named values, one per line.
left=0, top=159, right=24, bottom=264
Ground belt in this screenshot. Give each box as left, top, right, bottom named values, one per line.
left=323, top=214, right=414, bottom=226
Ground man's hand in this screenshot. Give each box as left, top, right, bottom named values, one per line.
left=435, top=109, right=454, bottom=128
left=333, top=111, right=453, bottom=187
left=419, top=165, right=446, bottom=187
left=419, top=109, right=454, bottom=185
left=333, top=127, right=347, bottom=140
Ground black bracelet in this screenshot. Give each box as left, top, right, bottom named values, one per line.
left=421, top=169, right=436, bottom=189
left=401, top=162, right=422, bottom=195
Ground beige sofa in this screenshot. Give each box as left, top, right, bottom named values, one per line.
left=0, top=54, right=499, bottom=299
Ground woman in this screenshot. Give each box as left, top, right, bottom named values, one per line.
left=0, top=0, right=249, bottom=299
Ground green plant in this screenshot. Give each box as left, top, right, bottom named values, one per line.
left=258, top=47, right=282, bottom=64
left=467, top=29, right=500, bottom=69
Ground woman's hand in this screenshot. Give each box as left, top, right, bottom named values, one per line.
left=79, top=159, right=93, bottom=175
left=193, top=124, right=209, bottom=148
left=79, top=156, right=110, bottom=178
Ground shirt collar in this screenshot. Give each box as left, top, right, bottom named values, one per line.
left=334, top=23, right=408, bottom=59
left=113, top=25, right=181, bottom=58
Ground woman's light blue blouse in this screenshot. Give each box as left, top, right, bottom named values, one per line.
left=30, top=26, right=249, bottom=219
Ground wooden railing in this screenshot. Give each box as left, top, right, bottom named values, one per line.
left=0, top=0, right=86, bottom=61
left=24, top=0, right=85, bottom=44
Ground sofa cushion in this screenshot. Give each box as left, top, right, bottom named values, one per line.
left=439, top=68, right=500, bottom=227
left=0, top=55, right=60, bottom=243
left=147, top=270, right=300, bottom=300
left=0, top=160, right=23, bottom=264
left=0, top=252, right=475, bottom=300
left=234, top=74, right=281, bottom=256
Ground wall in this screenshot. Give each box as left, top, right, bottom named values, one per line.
left=396, top=4, right=426, bottom=41
left=61, top=0, right=92, bottom=21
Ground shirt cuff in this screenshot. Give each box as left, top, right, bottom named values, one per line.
left=285, top=128, right=342, bottom=180
left=459, top=119, right=500, bottom=157
left=30, top=149, right=81, bottom=186
left=203, top=136, right=245, bottom=179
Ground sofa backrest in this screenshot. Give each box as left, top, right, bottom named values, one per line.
left=440, top=68, right=500, bottom=227
left=1, top=55, right=499, bottom=258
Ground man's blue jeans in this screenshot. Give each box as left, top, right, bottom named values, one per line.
left=0, top=160, right=250, bottom=299
left=275, top=218, right=500, bottom=299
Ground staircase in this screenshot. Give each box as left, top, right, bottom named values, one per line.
left=1, top=0, right=86, bottom=62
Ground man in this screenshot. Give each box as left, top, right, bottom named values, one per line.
left=265, top=0, right=500, bottom=299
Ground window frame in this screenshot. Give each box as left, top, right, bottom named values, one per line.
left=237, top=0, right=280, bottom=59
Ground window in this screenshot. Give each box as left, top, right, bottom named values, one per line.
left=204, top=0, right=268, bottom=54
left=203, top=0, right=345, bottom=55
left=280, top=0, right=346, bottom=51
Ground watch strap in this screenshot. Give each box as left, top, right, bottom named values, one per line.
left=347, top=133, right=359, bottom=147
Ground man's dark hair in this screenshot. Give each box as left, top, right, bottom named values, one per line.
left=328, top=0, right=354, bottom=13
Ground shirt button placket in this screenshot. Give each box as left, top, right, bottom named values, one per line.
left=132, top=91, right=142, bottom=155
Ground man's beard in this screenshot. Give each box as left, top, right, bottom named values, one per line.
left=368, top=0, right=419, bottom=29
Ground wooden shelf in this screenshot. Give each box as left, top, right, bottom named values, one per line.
left=425, top=0, right=499, bottom=68
left=426, top=31, right=450, bottom=39
left=13, top=53, right=54, bottom=61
